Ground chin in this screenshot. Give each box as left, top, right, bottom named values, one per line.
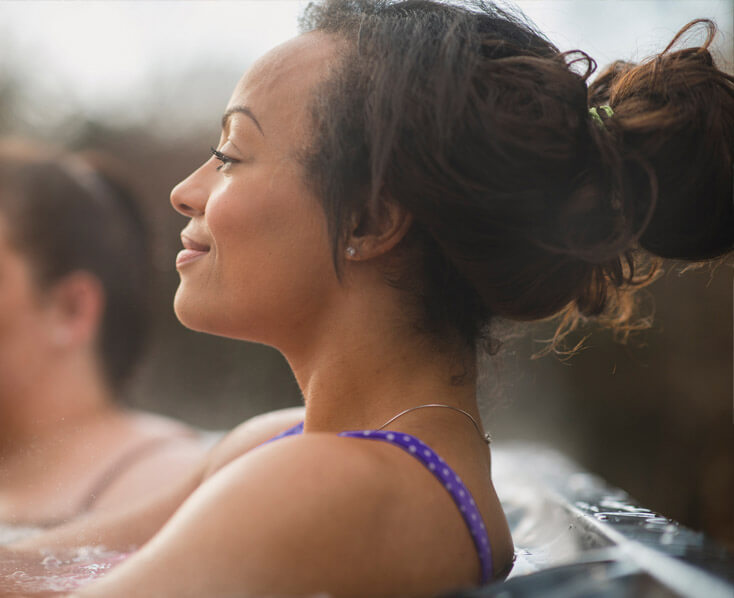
left=173, top=286, right=215, bottom=334
left=173, top=286, right=268, bottom=343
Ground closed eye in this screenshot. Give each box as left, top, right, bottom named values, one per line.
left=210, top=146, right=240, bottom=171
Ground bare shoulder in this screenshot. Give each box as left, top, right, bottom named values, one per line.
left=91, top=435, right=209, bottom=513
left=203, top=406, right=305, bottom=478
left=91, top=407, right=306, bottom=515
left=74, top=433, right=398, bottom=597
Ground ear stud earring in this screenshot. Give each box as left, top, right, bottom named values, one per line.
left=346, top=246, right=357, bottom=258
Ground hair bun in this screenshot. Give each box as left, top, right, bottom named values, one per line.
left=637, top=165, right=734, bottom=260
left=597, top=19, right=734, bottom=261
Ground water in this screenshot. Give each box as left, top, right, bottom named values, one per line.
left=0, top=525, right=130, bottom=595
left=1, top=443, right=732, bottom=596
left=0, top=544, right=130, bottom=595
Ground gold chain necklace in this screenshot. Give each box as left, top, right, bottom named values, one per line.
left=375, top=403, right=491, bottom=444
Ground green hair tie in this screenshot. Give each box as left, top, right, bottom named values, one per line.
left=589, top=105, right=614, bottom=127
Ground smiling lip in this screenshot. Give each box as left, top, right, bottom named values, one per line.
left=177, top=234, right=210, bottom=268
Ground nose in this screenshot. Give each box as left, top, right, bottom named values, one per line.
left=170, top=164, right=209, bottom=217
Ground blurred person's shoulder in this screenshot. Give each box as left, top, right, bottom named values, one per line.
left=88, top=410, right=213, bottom=513
left=204, top=407, right=305, bottom=479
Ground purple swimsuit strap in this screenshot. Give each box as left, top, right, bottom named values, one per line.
left=265, top=421, right=493, bottom=584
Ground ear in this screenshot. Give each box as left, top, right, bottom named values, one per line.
left=46, top=271, right=105, bottom=349
left=345, top=196, right=413, bottom=261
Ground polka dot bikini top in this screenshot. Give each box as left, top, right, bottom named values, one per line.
left=266, top=421, right=494, bottom=585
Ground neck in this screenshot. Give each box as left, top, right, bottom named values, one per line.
left=282, top=275, right=482, bottom=437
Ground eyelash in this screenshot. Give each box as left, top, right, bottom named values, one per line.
left=210, top=146, right=239, bottom=171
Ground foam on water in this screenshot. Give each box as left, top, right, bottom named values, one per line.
left=0, top=544, right=130, bottom=595
left=2, top=444, right=732, bottom=596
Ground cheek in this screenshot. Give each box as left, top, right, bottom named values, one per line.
left=208, top=175, right=332, bottom=280
left=208, top=186, right=278, bottom=252
left=182, top=175, right=337, bottom=340
left=0, top=266, right=42, bottom=336
left=0, top=280, right=51, bottom=379
left=206, top=190, right=290, bottom=293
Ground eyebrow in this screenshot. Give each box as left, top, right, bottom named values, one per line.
left=221, top=105, right=264, bottom=136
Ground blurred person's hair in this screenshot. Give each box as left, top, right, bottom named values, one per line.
left=0, top=139, right=152, bottom=389
left=298, top=0, right=734, bottom=356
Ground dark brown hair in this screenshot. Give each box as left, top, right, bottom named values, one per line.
left=298, top=0, right=734, bottom=352
left=0, top=140, right=152, bottom=389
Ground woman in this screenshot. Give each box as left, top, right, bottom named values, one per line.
left=0, top=140, right=208, bottom=530
left=7, top=0, right=733, bottom=596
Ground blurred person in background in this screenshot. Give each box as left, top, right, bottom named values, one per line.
left=0, top=139, right=209, bottom=530
left=2, top=0, right=733, bottom=596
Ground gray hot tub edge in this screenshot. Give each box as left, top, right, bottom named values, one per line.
left=444, top=443, right=734, bottom=598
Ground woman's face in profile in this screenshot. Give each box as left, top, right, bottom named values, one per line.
left=170, top=33, right=344, bottom=350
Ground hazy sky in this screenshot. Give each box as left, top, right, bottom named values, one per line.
left=1, top=0, right=732, bottom=128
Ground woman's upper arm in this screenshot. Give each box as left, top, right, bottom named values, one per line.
left=72, top=435, right=387, bottom=598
